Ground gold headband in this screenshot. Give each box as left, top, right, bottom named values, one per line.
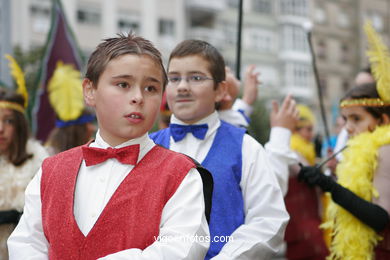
left=340, top=98, right=390, bottom=108
left=0, top=101, right=25, bottom=114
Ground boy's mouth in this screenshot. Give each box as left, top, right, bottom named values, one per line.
left=129, top=114, right=141, bottom=119
left=125, top=112, right=144, bottom=120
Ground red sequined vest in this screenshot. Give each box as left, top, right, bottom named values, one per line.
left=40, top=144, right=195, bottom=260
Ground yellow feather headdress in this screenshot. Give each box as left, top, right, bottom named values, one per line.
left=48, top=61, right=84, bottom=121
left=296, top=104, right=316, bottom=127
left=341, top=21, right=390, bottom=108
left=365, top=21, right=390, bottom=103
left=5, top=54, right=28, bottom=108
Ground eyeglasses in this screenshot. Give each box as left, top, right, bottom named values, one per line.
left=167, top=75, right=214, bottom=86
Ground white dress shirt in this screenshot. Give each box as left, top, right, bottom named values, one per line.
left=218, top=107, right=298, bottom=196
left=169, top=111, right=290, bottom=260
left=218, top=109, right=249, bottom=128
left=8, top=132, right=209, bottom=260
left=232, top=98, right=254, bottom=118
left=264, top=127, right=298, bottom=196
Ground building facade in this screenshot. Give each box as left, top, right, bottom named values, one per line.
left=4, top=0, right=390, bottom=129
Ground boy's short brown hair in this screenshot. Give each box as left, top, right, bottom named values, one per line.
left=168, top=39, right=226, bottom=88
left=85, top=32, right=167, bottom=87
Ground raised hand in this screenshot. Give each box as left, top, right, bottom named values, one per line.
left=242, top=65, right=260, bottom=106
left=270, top=94, right=299, bottom=132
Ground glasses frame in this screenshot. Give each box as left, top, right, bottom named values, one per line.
left=167, top=75, right=214, bottom=87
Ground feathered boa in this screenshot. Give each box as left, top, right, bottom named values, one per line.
left=322, top=124, right=390, bottom=259
left=290, top=133, right=316, bottom=165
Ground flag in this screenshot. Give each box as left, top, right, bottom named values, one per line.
left=32, top=0, right=83, bottom=142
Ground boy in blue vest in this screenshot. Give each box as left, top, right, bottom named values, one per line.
left=150, top=39, right=289, bottom=259
left=8, top=34, right=211, bottom=259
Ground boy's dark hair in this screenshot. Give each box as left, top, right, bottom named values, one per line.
left=168, top=39, right=226, bottom=89
left=0, top=88, right=32, bottom=166
left=85, top=32, right=167, bottom=87
left=341, top=83, right=390, bottom=119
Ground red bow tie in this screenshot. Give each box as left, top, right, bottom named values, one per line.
left=82, top=145, right=140, bottom=166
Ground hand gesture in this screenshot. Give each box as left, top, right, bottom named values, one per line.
left=242, top=65, right=260, bottom=106
left=270, top=94, right=299, bottom=132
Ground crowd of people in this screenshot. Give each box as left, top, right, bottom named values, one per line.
left=0, top=20, right=389, bottom=260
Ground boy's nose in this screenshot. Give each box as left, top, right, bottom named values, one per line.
left=177, top=78, right=190, bottom=91
left=130, top=88, right=144, bottom=104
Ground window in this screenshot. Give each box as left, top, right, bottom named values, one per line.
left=317, top=40, right=326, bottom=60
left=77, top=9, right=101, bottom=25
left=342, top=80, right=349, bottom=92
left=247, top=28, right=274, bottom=52
left=253, top=0, right=272, bottom=14
left=366, top=11, right=384, bottom=32
left=285, top=62, right=311, bottom=87
left=227, top=0, right=239, bottom=8
left=340, top=43, right=349, bottom=64
left=222, top=22, right=236, bottom=45
left=280, top=0, right=308, bottom=17
left=319, top=77, right=327, bottom=97
left=314, top=7, right=327, bottom=24
left=118, top=13, right=139, bottom=34
left=30, top=4, right=50, bottom=33
left=190, top=12, right=214, bottom=28
left=159, top=19, right=175, bottom=36
left=281, top=25, right=308, bottom=52
left=337, top=11, right=350, bottom=28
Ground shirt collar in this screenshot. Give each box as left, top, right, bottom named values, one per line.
left=170, top=111, right=220, bottom=138
left=92, top=130, right=155, bottom=162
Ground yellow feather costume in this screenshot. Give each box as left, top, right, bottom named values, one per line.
left=5, top=55, right=28, bottom=108
left=48, top=61, right=84, bottom=121
left=290, top=134, right=316, bottom=166
left=322, top=124, right=390, bottom=260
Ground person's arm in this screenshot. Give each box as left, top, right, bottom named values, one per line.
left=7, top=168, right=50, bottom=259
left=241, top=64, right=260, bottom=108
left=99, top=168, right=209, bottom=259
left=212, top=135, right=289, bottom=259
left=298, top=165, right=390, bottom=232
left=264, top=94, right=299, bottom=196
left=264, top=127, right=298, bottom=196
left=232, top=65, right=260, bottom=119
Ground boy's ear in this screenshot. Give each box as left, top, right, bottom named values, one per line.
left=220, top=90, right=233, bottom=103
left=83, top=78, right=96, bottom=107
left=380, top=113, right=390, bottom=125
left=215, top=81, right=227, bottom=103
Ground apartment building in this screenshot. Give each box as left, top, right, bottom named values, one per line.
left=2, top=0, right=390, bottom=126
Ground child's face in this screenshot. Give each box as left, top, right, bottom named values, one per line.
left=166, top=55, right=226, bottom=124
left=83, top=54, right=164, bottom=146
left=341, top=106, right=380, bottom=137
left=296, top=124, right=314, bottom=142
left=0, top=108, right=15, bottom=154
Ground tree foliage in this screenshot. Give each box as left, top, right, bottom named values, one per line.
left=247, top=99, right=271, bottom=145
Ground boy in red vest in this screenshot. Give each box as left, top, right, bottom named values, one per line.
left=8, top=33, right=211, bottom=259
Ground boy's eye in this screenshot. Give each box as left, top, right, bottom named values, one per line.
left=189, top=75, right=203, bottom=82
left=168, top=76, right=181, bottom=83
left=145, top=86, right=157, bottom=92
left=117, top=82, right=129, bottom=88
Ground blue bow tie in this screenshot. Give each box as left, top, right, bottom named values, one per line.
left=170, top=123, right=208, bottom=142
